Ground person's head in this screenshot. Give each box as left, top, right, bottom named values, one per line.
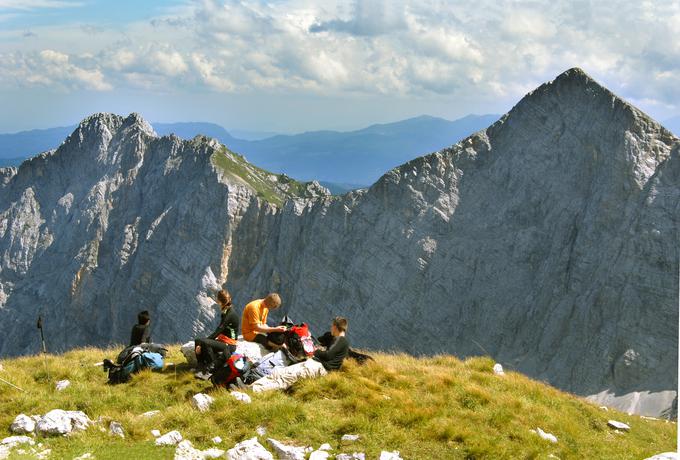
left=216, top=289, right=232, bottom=311
left=264, top=293, right=281, bottom=310
left=137, top=310, right=150, bottom=325
left=331, top=316, right=348, bottom=336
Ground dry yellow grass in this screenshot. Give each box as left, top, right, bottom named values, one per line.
left=0, top=346, right=676, bottom=459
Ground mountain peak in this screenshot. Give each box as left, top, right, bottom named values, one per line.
left=76, top=112, right=156, bottom=139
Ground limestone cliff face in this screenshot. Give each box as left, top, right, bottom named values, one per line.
left=0, top=69, right=676, bottom=417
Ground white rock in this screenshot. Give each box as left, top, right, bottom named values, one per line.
left=174, top=440, right=200, bottom=460
left=191, top=393, right=214, bottom=412
left=335, top=454, right=365, bottom=460
left=380, top=451, right=402, bottom=460
left=212, top=437, right=222, bottom=444
left=318, top=443, right=332, bottom=451
left=155, top=430, right=183, bottom=446
left=256, top=426, right=267, bottom=436
left=35, top=449, right=51, bottom=459
left=644, top=453, right=680, bottom=460
left=10, top=414, right=35, bottom=434
left=151, top=430, right=161, bottom=438
left=493, top=363, right=505, bottom=376
left=201, top=266, right=222, bottom=294
left=55, top=380, right=70, bottom=391
left=141, top=410, right=161, bottom=418
left=230, top=391, right=252, bottom=404
left=341, top=434, right=360, bottom=442
left=309, top=451, right=330, bottom=460
left=266, top=438, right=306, bottom=460
left=203, top=448, right=225, bottom=459
left=181, top=341, right=198, bottom=367
left=607, top=420, right=631, bottom=431
left=0, top=445, right=9, bottom=460
left=1, top=436, right=34, bottom=447
left=174, top=440, right=225, bottom=460
left=226, top=437, right=273, bottom=460
left=109, top=421, right=125, bottom=438
left=535, top=428, right=558, bottom=443
left=73, top=453, right=94, bottom=460
left=36, top=410, right=91, bottom=436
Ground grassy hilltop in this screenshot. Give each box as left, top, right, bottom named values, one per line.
left=0, top=347, right=676, bottom=459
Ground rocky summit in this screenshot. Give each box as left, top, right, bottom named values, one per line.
left=0, top=68, right=676, bottom=417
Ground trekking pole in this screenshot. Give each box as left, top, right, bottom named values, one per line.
left=36, top=315, right=51, bottom=381
left=0, top=377, right=25, bottom=392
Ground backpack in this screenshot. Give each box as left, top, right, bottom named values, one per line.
left=242, top=350, right=291, bottom=384
left=139, top=352, right=164, bottom=371
left=210, top=354, right=252, bottom=387
left=285, top=323, right=316, bottom=359
left=105, top=349, right=164, bottom=384
left=116, top=343, right=167, bottom=364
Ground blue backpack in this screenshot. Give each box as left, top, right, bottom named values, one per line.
left=105, top=346, right=165, bottom=384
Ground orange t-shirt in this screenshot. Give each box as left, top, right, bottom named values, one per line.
left=241, top=299, right=269, bottom=341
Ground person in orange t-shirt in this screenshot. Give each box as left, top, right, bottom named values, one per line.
left=242, top=293, right=286, bottom=350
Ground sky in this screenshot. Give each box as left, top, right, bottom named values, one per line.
left=0, top=0, right=678, bottom=134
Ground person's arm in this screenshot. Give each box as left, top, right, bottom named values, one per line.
left=207, top=306, right=224, bottom=339
left=142, top=325, right=151, bottom=344
left=254, top=323, right=286, bottom=334
left=314, top=336, right=347, bottom=362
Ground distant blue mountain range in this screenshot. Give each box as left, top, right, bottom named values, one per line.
left=0, top=114, right=499, bottom=186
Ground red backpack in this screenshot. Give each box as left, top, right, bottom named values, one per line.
left=286, top=324, right=316, bottom=358
left=210, top=354, right=252, bottom=387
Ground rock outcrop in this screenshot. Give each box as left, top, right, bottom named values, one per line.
left=0, top=68, right=676, bottom=417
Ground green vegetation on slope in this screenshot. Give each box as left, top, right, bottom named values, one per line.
left=210, top=144, right=316, bottom=207
left=0, top=347, right=675, bottom=459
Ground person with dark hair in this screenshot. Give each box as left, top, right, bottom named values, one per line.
left=129, top=310, right=152, bottom=346
left=249, top=316, right=350, bottom=393
left=194, top=289, right=239, bottom=380
left=312, top=316, right=350, bottom=371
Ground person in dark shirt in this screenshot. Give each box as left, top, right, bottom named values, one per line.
left=250, top=316, right=350, bottom=392
left=129, top=310, right=151, bottom=346
left=194, top=289, right=239, bottom=379
left=313, top=316, right=350, bottom=370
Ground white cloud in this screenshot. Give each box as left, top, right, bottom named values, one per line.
left=0, top=0, right=677, bottom=115
left=0, top=49, right=112, bottom=90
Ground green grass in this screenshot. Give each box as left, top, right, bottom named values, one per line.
left=0, top=347, right=676, bottom=459
left=210, top=145, right=317, bottom=206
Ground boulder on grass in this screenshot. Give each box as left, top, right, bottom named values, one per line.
left=227, top=437, right=273, bottom=460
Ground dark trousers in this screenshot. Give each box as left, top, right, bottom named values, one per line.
left=195, top=338, right=236, bottom=370
left=253, top=332, right=285, bottom=351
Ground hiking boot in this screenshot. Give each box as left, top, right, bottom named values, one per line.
left=194, top=370, right=211, bottom=381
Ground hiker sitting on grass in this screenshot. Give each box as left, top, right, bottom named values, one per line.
left=241, top=293, right=287, bottom=351
left=194, top=289, right=239, bottom=379
left=129, top=310, right=152, bottom=346
left=247, top=316, right=350, bottom=393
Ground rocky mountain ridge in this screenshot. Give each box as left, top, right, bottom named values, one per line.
left=0, top=68, right=676, bottom=417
